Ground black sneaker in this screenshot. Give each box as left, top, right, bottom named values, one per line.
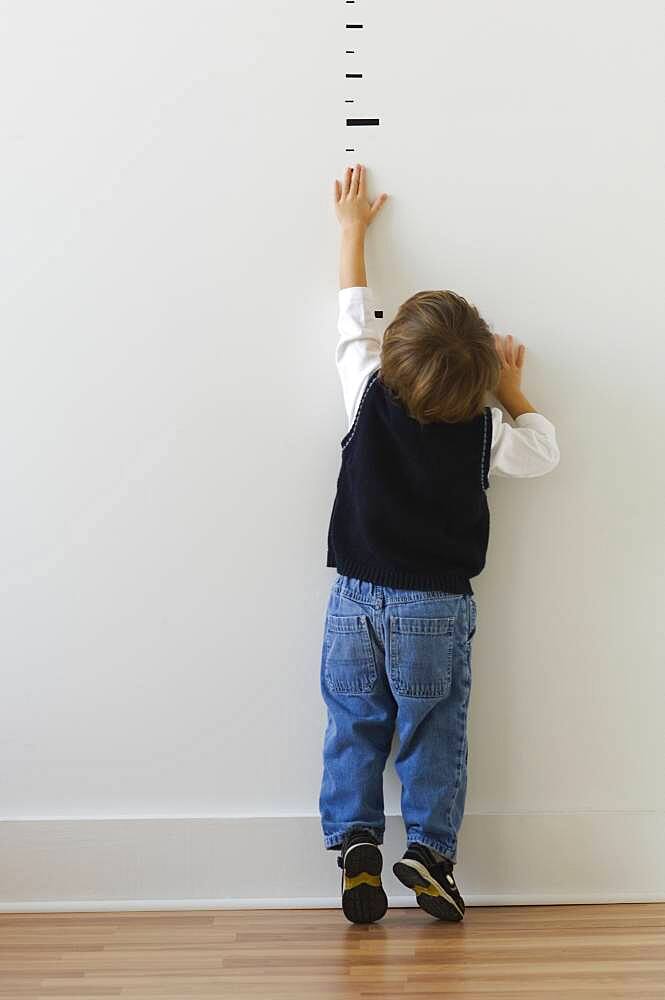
left=392, top=843, right=465, bottom=921
left=336, top=826, right=388, bottom=924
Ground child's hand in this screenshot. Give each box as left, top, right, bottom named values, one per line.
left=494, top=333, right=526, bottom=396
left=333, top=163, right=388, bottom=232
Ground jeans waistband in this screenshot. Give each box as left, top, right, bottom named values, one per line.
left=333, top=573, right=466, bottom=608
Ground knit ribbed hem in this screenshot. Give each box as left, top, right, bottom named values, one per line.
left=327, top=551, right=473, bottom=595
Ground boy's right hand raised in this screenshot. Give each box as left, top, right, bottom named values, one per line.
left=333, top=163, right=388, bottom=232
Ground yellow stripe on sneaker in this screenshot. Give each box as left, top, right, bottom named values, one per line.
left=414, top=882, right=444, bottom=897
left=344, top=872, right=382, bottom=890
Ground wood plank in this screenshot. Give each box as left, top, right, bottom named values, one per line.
left=0, top=904, right=663, bottom=999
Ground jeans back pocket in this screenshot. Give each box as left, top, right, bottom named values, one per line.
left=323, top=613, right=377, bottom=695
left=389, top=615, right=455, bottom=698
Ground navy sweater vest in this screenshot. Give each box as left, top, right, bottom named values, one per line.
left=326, top=369, right=492, bottom=594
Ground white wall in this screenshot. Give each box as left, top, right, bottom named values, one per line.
left=1, top=0, right=664, bottom=906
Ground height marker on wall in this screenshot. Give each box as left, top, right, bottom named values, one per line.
left=344, top=4, right=384, bottom=325
left=344, top=7, right=380, bottom=153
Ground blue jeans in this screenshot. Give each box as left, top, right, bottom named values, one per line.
left=318, top=574, right=477, bottom=864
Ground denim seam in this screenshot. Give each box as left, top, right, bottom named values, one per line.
left=324, top=828, right=385, bottom=848
left=444, top=670, right=472, bottom=843
left=322, top=615, right=378, bottom=695
left=334, top=584, right=464, bottom=607
left=407, top=833, right=456, bottom=863
left=388, top=615, right=454, bottom=699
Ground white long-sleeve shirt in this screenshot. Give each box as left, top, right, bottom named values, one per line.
left=335, top=286, right=560, bottom=478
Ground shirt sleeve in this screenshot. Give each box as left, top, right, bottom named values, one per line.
left=335, top=286, right=382, bottom=430
left=489, top=406, right=561, bottom=478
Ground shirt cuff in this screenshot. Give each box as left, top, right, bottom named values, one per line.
left=514, top=411, right=557, bottom=438
left=339, top=285, right=373, bottom=305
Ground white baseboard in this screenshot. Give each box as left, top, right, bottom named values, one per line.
left=5, top=892, right=665, bottom=913
left=1, top=812, right=664, bottom=912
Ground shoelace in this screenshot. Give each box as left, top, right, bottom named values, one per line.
left=409, top=846, right=458, bottom=890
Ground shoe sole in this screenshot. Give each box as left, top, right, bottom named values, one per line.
left=392, top=858, right=464, bottom=921
left=341, top=842, right=388, bottom=924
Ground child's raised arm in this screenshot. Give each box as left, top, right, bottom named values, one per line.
left=332, top=163, right=388, bottom=289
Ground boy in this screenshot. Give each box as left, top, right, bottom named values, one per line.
left=319, top=164, right=560, bottom=924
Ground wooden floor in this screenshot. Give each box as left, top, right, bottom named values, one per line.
left=0, top=904, right=664, bottom=999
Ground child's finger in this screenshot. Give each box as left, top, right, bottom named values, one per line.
left=350, top=163, right=361, bottom=197
left=369, top=192, right=388, bottom=220
left=493, top=333, right=505, bottom=363
left=333, top=179, right=341, bottom=204
left=516, top=343, right=526, bottom=367
left=358, top=164, right=367, bottom=198
left=341, top=166, right=353, bottom=197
